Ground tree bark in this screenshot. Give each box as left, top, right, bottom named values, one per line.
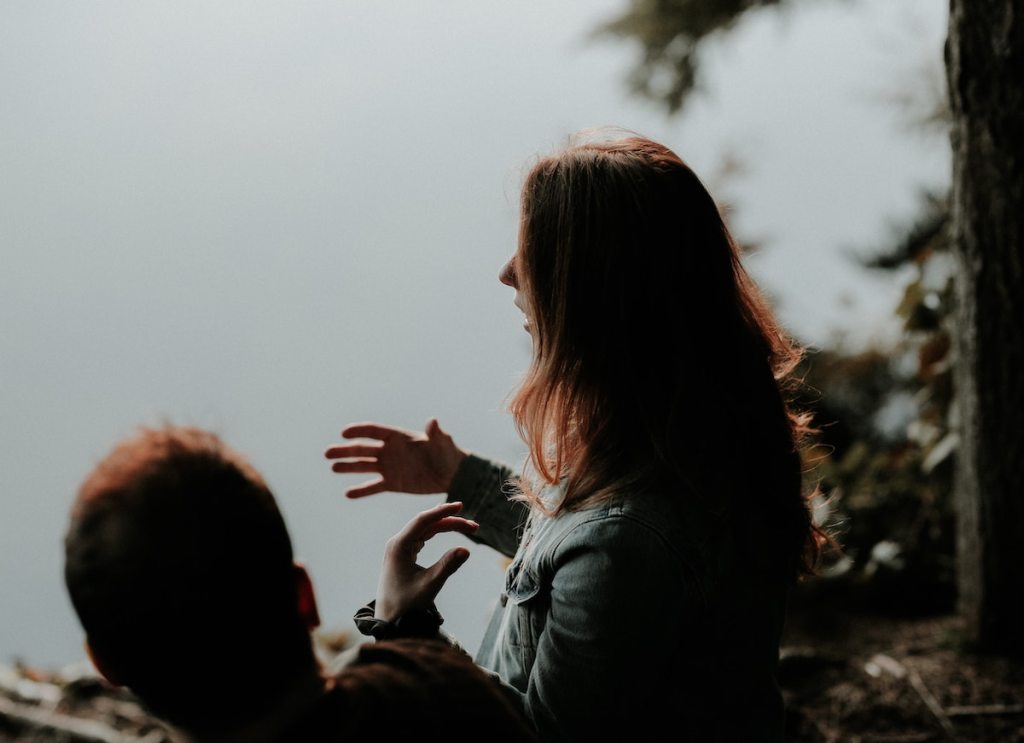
left=946, top=0, right=1024, bottom=656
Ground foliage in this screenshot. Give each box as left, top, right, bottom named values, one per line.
left=595, top=0, right=785, bottom=113
left=800, top=193, right=956, bottom=614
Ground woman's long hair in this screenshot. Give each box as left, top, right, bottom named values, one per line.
left=509, top=135, right=825, bottom=577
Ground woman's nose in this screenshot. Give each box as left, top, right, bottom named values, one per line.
left=499, top=258, right=518, bottom=288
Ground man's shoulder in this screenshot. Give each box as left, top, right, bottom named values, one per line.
left=290, top=639, right=535, bottom=741
left=338, top=637, right=478, bottom=683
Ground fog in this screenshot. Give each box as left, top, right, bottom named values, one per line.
left=0, top=0, right=948, bottom=666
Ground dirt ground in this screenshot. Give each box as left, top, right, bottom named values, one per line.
left=3, top=612, right=1022, bottom=741
left=781, top=604, right=1024, bottom=742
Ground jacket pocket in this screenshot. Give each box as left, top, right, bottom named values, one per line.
left=504, top=560, right=544, bottom=657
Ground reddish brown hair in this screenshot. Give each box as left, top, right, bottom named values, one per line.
left=64, top=427, right=314, bottom=734
left=509, top=135, right=824, bottom=577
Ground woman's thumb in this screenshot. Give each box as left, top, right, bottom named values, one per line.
left=429, top=547, right=470, bottom=591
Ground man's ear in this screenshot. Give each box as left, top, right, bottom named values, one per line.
left=85, top=640, right=124, bottom=687
left=294, top=562, right=320, bottom=631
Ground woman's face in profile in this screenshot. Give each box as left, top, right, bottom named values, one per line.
left=499, top=255, right=533, bottom=335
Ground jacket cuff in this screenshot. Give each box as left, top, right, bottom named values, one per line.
left=448, top=453, right=502, bottom=515
left=353, top=600, right=444, bottom=641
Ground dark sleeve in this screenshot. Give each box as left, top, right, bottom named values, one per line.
left=334, top=640, right=537, bottom=742
left=447, top=454, right=530, bottom=558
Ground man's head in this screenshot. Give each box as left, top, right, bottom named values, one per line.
left=64, top=426, right=320, bottom=735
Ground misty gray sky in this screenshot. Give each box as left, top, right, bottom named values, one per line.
left=1, top=0, right=948, bottom=666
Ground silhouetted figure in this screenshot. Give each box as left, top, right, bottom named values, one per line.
left=65, top=426, right=533, bottom=741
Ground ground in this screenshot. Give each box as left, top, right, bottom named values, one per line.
left=781, top=593, right=1024, bottom=742
left=2, top=615, right=1022, bottom=741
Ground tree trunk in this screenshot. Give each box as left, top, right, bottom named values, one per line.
left=946, top=0, right=1024, bottom=656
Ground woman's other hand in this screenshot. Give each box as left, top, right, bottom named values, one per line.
left=325, top=419, right=468, bottom=498
left=375, top=501, right=478, bottom=621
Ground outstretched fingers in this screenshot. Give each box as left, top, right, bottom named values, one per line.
left=326, top=441, right=387, bottom=494
left=324, top=443, right=382, bottom=460
left=345, top=479, right=388, bottom=499
left=341, top=423, right=409, bottom=442
left=330, top=459, right=380, bottom=474
left=397, top=501, right=462, bottom=536
left=394, top=502, right=475, bottom=544
left=419, top=515, right=480, bottom=542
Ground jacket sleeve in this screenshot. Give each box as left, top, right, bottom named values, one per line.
left=446, top=454, right=530, bottom=558
left=522, top=515, right=695, bottom=741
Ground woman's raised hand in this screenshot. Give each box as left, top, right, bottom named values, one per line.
left=324, top=419, right=468, bottom=498
left=374, top=501, right=478, bottom=621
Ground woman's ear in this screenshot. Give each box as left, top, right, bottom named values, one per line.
left=294, top=562, right=320, bottom=631
left=85, top=640, right=124, bottom=687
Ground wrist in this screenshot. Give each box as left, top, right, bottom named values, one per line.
left=373, top=598, right=401, bottom=623
left=445, top=448, right=470, bottom=489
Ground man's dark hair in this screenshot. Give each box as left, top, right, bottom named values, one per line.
left=64, top=427, right=315, bottom=735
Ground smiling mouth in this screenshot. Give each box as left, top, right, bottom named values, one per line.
left=513, top=294, right=531, bottom=331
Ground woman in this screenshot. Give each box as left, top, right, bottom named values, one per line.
left=326, top=134, right=824, bottom=741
